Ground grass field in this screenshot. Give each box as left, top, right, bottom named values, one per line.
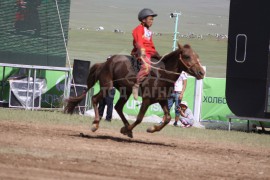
left=69, top=0, right=229, bottom=35
left=1, top=108, right=270, bottom=148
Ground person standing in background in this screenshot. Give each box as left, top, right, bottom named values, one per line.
left=161, top=71, right=187, bottom=126
left=98, top=88, right=116, bottom=122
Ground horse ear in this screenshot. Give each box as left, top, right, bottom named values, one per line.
left=177, top=42, right=183, bottom=50
left=183, top=44, right=191, bottom=49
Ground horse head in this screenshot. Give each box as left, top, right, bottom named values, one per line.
left=177, top=43, right=205, bottom=79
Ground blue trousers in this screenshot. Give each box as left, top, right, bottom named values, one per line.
left=167, top=91, right=182, bottom=117
left=98, top=88, right=115, bottom=120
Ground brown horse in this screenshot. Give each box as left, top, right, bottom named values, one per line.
left=65, top=43, right=205, bottom=138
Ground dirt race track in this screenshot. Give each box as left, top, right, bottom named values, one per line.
left=0, top=120, right=270, bottom=180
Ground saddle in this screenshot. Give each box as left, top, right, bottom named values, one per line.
left=129, top=56, right=159, bottom=74
left=129, top=56, right=141, bottom=73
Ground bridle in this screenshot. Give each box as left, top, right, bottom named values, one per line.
left=179, top=53, right=201, bottom=72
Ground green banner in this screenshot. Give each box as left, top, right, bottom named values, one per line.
left=119, top=77, right=196, bottom=117
left=0, top=68, right=233, bottom=121
left=41, top=71, right=66, bottom=108
left=92, top=77, right=232, bottom=121
left=0, top=68, right=66, bottom=107
left=201, top=78, right=231, bottom=121
left=0, top=67, right=19, bottom=101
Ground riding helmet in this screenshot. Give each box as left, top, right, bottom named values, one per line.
left=138, top=8, right=157, bottom=21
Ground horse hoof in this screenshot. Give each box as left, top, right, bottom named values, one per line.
left=91, top=124, right=99, bottom=132
left=147, top=126, right=156, bottom=133
left=120, top=127, right=127, bottom=135
left=120, top=127, right=133, bottom=138
left=127, top=131, right=133, bottom=138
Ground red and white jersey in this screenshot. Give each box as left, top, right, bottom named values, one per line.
left=131, top=24, right=157, bottom=58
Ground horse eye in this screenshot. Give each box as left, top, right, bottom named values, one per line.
left=182, top=55, right=190, bottom=60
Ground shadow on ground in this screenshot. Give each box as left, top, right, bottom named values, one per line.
left=70, top=133, right=177, bottom=147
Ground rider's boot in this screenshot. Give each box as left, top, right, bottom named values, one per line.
left=132, top=83, right=140, bottom=100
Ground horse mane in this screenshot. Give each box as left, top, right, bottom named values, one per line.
left=162, top=48, right=180, bottom=61
left=160, top=43, right=194, bottom=63
left=156, top=48, right=181, bottom=67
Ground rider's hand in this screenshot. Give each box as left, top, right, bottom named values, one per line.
left=140, top=48, right=146, bottom=59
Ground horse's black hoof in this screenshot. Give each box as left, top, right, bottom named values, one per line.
left=120, top=127, right=133, bottom=138
left=120, top=127, right=127, bottom=135
left=127, top=131, right=133, bottom=138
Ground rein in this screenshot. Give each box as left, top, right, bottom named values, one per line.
left=140, top=56, right=181, bottom=75
left=139, top=51, right=200, bottom=75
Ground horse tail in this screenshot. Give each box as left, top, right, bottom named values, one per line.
left=87, top=62, right=104, bottom=89
left=64, top=63, right=105, bottom=114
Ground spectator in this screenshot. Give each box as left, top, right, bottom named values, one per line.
left=178, top=101, right=194, bottom=128
left=98, top=88, right=115, bottom=122
left=14, top=0, right=41, bottom=35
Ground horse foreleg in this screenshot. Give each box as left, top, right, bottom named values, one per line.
left=115, top=93, right=133, bottom=137
left=147, top=100, right=171, bottom=133
left=91, top=91, right=104, bottom=132
left=125, top=99, right=150, bottom=138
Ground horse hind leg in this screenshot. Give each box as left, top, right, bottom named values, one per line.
left=91, top=91, right=105, bottom=132
left=91, top=78, right=113, bottom=132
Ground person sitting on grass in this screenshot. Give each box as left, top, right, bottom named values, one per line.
left=178, top=101, right=194, bottom=128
